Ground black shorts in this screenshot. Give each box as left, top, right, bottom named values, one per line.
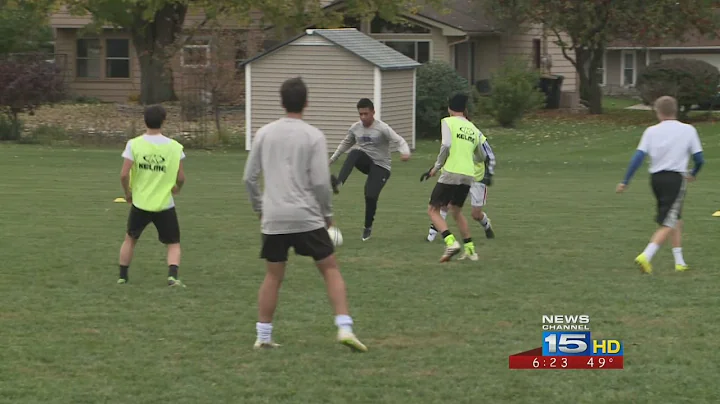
left=260, top=227, right=334, bottom=263
left=127, top=205, right=181, bottom=244
left=650, top=171, right=686, bottom=227
left=428, top=182, right=471, bottom=208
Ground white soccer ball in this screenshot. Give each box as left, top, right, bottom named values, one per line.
left=327, top=226, right=343, bottom=247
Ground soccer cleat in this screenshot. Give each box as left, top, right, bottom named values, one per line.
left=459, top=243, right=479, bottom=261
left=427, top=230, right=437, bottom=242
left=362, top=227, right=372, bottom=241
left=440, top=240, right=462, bottom=263
left=253, top=340, right=281, bottom=349
left=675, top=264, right=690, bottom=272
left=117, top=278, right=127, bottom=284
left=634, top=253, right=652, bottom=274
left=337, top=329, right=368, bottom=352
left=485, top=226, right=495, bottom=239
left=168, top=277, right=186, bottom=287
left=330, top=175, right=340, bottom=194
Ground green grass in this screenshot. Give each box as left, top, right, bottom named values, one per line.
left=2, top=113, right=720, bottom=403
left=603, top=96, right=641, bottom=110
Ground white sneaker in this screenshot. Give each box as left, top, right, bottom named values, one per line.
left=427, top=231, right=437, bottom=242
left=440, top=241, right=462, bottom=262
left=253, top=339, right=281, bottom=349
left=337, top=329, right=368, bottom=352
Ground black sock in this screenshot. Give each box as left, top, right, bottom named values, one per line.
left=430, top=223, right=437, bottom=231
left=441, top=230, right=451, bottom=239
left=119, top=265, right=129, bottom=280
left=364, top=197, right=378, bottom=229
left=464, top=238, right=472, bottom=244
left=168, top=265, right=179, bottom=279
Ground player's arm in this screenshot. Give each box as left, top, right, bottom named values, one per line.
left=478, top=137, right=496, bottom=184
left=383, top=124, right=411, bottom=159
left=309, top=134, right=334, bottom=227
left=173, top=161, right=185, bottom=194
left=620, top=130, right=649, bottom=186
left=430, top=120, right=452, bottom=175
left=120, top=141, right=133, bottom=201
left=689, top=128, right=704, bottom=178
left=328, top=129, right=356, bottom=164
left=242, top=132, right=263, bottom=216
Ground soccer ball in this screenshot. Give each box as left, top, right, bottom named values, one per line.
left=327, top=226, right=343, bottom=247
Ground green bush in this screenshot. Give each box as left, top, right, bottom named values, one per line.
left=637, top=58, right=720, bottom=118
left=415, top=61, right=472, bottom=138
left=0, top=114, right=23, bottom=140
left=476, top=56, right=545, bottom=128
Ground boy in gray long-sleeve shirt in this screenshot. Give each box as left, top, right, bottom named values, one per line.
left=243, top=77, right=366, bottom=352
left=329, top=98, right=411, bottom=241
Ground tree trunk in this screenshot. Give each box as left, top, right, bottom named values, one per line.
left=131, top=3, right=188, bottom=105
left=575, top=48, right=605, bottom=114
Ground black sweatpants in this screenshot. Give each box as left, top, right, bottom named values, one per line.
left=337, top=149, right=390, bottom=228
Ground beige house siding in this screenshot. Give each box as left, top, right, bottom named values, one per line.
left=545, top=32, right=577, bottom=93
left=50, top=6, right=243, bottom=30
left=380, top=69, right=415, bottom=149
left=55, top=28, right=141, bottom=102
left=248, top=37, right=375, bottom=150
left=474, top=36, right=501, bottom=81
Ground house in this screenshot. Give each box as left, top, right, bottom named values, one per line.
left=603, top=33, right=720, bottom=95
left=49, top=1, right=579, bottom=107
left=241, top=28, right=419, bottom=151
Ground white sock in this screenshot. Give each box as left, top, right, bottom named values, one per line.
left=477, top=213, right=491, bottom=229
left=672, top=247, right=686, bottom=266
left=256, top=322, right=272, bottom=342
left=642, top=243, right=660, bottom=261
left=440, top=209, right=448, bottom=220
left=334, top=314, right=353, bottom=333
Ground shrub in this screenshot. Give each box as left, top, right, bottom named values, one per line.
left=416, top=61, right=472, bottom=138
left=476, top=56, right=545, bottom=128
left=0, top=114, right=23, bottom=141
left=0, top=53, right=66, bottom=131
left=637, top=58, right=720, bottom=118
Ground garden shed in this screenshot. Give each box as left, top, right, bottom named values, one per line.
left=241, top=28, right=420, bottom=151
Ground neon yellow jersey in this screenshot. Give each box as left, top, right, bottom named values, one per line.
left=128, top=137, right=184, bottom=212
left=441, top=116, right=479, bottom=177
left=473, top=134, right=487, bottom=181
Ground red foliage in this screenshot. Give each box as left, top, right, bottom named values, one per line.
left=0, top=53, right=65, bottom=119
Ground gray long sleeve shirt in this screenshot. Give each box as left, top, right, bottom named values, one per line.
left=329, top=119, right=411, bottom=171
left=243, top=117, right=332, bottom=235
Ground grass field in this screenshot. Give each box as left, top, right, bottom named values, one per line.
left=2, top=111, right=720, bottom=403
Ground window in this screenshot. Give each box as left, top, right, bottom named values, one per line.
left=532, top=39, right=541, bottom=69
left=381, top=41, right=431, bottom=63
left=181, top=39, right=210, bottom=68
left=598, top=51, right=606, bottom=86
left=76, top=38, right=101, bottom=78
left=105, top=39, right=130, bottom=78
left=371, top=16, right=430, bottom=34
left=622, top=50, right=636, bottom=86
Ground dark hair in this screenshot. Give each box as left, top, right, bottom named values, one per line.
left=144, top=105, right=167, bottom=129
left=357, top=98, right=374, bottom=110
left=448, top=92, right=469, bottom=113
left=280, top=77, right=308, bottom=113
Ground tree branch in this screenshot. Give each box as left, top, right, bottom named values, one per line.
left=551, top=27, right=577, bottom=69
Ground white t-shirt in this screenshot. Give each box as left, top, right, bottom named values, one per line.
left=122, top=134, right=186, bottom=209
left=637, top=120, right=703, bottom=174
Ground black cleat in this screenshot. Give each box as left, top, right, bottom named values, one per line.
left=485, top=227, right=495, bottom=239
left=331, top=175, right=340, bottom=194
left=362, top=227, right=372, bottom=241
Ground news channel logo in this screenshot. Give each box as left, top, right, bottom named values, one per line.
left=508, top=315, right=625, bottom=369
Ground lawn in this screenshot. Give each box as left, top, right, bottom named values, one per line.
left=2, top=112, right=720, bottom=403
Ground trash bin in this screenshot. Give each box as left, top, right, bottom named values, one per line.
left=538, top=75, right=564, bottom=109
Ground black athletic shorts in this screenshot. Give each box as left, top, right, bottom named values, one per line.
left=127, top=205, right=181, bottom=244
left=261, top=227, right=334, bottom=263
left=650, top=171, right=685, bottom=227
left=428, top=182, right=471, bottom=208
left=349, top=149, right=391, bottom=199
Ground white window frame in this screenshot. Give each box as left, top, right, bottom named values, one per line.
left=621, top=50, right=637, bottom=87
left=598, top=50, right=607, bottom=86
left=181, top=39, right=211, bottom=68
left=379, top=40, right=432, bottom=63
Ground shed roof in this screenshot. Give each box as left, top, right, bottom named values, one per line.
left=241, top=28, right=421, bottom=71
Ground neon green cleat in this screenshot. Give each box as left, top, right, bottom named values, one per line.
left=634, top=253, right=652, bottom=274
left=253, top=340, right=281, bottom=349
left=168, top=277, right=186, bottom=287
left=338, top=329, right=368, bottom=352
left=117, top=278, right=127, bottom=284
left=675, top=264, right=690, bottom=272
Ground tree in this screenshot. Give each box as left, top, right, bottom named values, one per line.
left=0, top=0, right=54, bottom=55
left=484, top=0, right=720, bottom=114
left=61, top=0, right=445, bottom=105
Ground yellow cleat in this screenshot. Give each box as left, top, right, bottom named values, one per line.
left=634, top=253, right=652, bottom=274
left=253, top=340, right=281, bottom=349
left=338, top=329, right=368, bottom=352
left=675, top=264, right=690, bottom=272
